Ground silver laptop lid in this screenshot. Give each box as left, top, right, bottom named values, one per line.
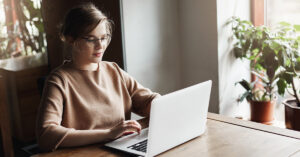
left=147, top=80, right=212, bottom=156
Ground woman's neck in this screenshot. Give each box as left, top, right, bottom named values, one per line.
left=71, top=59, right=99, bottom=71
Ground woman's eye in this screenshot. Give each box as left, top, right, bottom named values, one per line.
left=100, top=37, right=107, bottom=40
left=87, top=38, right=96, bottom=42
left=83, top=35, right=110, bottom=43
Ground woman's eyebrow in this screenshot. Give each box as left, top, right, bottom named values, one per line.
left=86, top=34, right=109, bottom=37
left=85, top=35, right=97, bottom=38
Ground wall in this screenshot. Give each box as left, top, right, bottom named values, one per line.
left=122, top=0, right=219, bottom=113
left=178, top=0, right=219, bottom=113
left=217, top=0, right=251, bottom=117
left=122, top=0, right=182, bottom=95
left=122, top=0, right=251, bottom=116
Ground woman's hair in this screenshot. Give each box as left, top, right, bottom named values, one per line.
left=60, top=3, right=113, bottom=41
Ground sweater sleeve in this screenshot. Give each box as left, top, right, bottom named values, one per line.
left=112, top=63, right=160, bottom=117
left=36, top=73, right=74, bottom=151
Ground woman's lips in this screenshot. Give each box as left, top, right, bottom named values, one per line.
left=93, top=52, right=102, bottom=57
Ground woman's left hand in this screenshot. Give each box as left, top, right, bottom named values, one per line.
left=108, top=120, right=142, bottom=139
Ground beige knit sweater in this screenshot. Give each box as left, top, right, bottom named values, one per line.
left=36, top=61, right=159, bottom=151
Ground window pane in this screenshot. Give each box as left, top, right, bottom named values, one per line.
left=266, top=0, right=300, bottom=26
left=0, top=0, right=6, bottom=31
left=266, top=0, right=300, bottom=123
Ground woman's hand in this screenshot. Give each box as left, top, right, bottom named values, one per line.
left=109, top=120, right=142, bottom=139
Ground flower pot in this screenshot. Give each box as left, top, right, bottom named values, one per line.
left=283, top=99, right=300, bottom=131
left=250, top=100, right=275, bottom=124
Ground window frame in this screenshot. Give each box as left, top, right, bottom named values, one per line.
left=251, top=0, right=265, bottom=26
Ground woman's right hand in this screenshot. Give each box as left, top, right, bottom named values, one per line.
left=109, top=120, right=142, bottom=139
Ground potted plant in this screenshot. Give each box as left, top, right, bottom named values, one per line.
left=229, top=17, right=300, bottom=124
left=281, top=66, right=300, bottom=131
left=273, top=22, right=300, bottom=131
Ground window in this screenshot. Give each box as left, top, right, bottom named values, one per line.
left=250, top=0, right=300, bottom=124
left=266, top=0, right=300, bottom=27
left=0, top=0, right=46, bottom=60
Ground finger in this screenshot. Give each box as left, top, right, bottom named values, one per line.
left=125, top=123, right=141, bottom=130
left=132, top=121, right=142, bottom=129
left=125, top=124, right=141, bottom=133
left=134, top=121, right=142, bottom=134
left=133, top=121, right=142, bottom=134
left=125, top=120, right=138, bottom=125
left=125, top=120, right=142, bottom=130
left=122, top=131, right=135, bottom=136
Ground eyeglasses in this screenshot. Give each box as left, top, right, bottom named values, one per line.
left=81, top=34, right=111, bottom=46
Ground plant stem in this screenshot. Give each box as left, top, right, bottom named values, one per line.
left=291, top=78, right=300, bottom=106
left=287, top=88, right=296, bottom=97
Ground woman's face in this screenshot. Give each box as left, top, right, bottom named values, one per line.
left=72, top=21, right=110, bottom=64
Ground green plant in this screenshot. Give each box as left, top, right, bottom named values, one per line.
left=235, top=79, right=271, bottom=102
left=276, top=23, right=300, bottom=107
left=0, top=0, right=46, bottom=59
left=228, top=17, right=300, bottom=105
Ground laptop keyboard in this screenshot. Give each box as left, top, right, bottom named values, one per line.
left=127, top=139, right=148, bottom=153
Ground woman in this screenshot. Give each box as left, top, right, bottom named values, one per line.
left=36, top=3, right=160, bottom=151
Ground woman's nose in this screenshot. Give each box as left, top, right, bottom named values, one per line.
left=94, top=40, right=103, bottom=50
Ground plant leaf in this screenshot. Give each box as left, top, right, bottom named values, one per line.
left=251, top=71, right=269, bottom=83
left=293, top=25, right=300, bottom=32
left=277, top=78, right=287, bottom=95
left=239, top=91, right=252, bottom=102
left=236, top=79, right=251, bottom=91
left=233, top=47, right=244, bottom=58
left=279, top=21, right=291, bottom=27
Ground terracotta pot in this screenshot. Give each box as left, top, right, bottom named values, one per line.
left=283, top=99, right=300, bottom=131
left=250, top=100, right=275, bottom=124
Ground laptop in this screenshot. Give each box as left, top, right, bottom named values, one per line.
left=105, top=80, right=212, bottom=156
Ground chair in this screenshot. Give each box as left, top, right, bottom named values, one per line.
left=37, top=76, right=47, bottom=96
left=0, top=75, right=14, bottom=157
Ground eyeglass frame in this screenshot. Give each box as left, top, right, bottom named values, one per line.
left=80, top=34, right=112, bottom=46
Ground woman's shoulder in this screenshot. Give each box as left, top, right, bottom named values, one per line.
left=49, top=62, right=69, bottom=76
left=46, top=61, right=74, bottom=85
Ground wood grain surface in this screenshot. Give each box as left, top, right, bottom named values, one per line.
left=33, top=113, right=300, bottom=157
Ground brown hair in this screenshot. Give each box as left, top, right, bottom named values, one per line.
left=60, top=3, right=113, bottom=41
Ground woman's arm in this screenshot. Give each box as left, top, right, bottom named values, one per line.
left=59, top=129, right=110, bottom=147
left=113, top=63, right=160, bottom=117
left=37, top=73, right=142, bottom=151
left=60, top=120, right=141, bottom=147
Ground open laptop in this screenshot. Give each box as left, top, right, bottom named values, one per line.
left=105, top=80, right=212, bottom=156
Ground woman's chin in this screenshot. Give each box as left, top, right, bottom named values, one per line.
left=91, top=57, right=102, bottom=63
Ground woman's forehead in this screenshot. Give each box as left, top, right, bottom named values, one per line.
left=87, top=22, right=108, bottom=36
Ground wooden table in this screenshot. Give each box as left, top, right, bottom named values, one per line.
left=33, top=113, right=300, bottom=157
